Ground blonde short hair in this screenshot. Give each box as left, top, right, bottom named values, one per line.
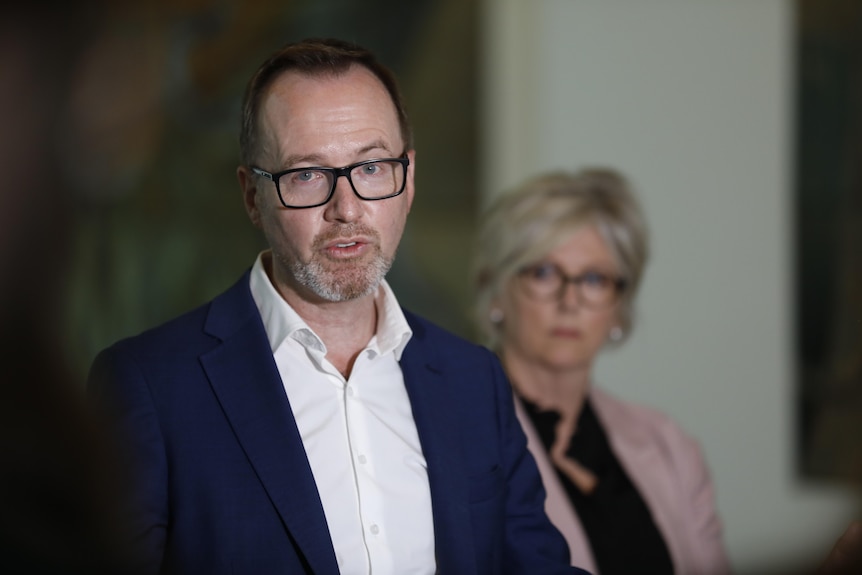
left=472, top=168, right=649, bottom=350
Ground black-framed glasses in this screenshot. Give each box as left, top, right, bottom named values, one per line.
left=517, top=262, right=627, bottom=308
left=251, top=155, right=409, bottom=209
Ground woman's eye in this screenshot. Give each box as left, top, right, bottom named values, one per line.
left=581, top=272, right=611, bottom=288
left=530, top=264, right=559, bottom=281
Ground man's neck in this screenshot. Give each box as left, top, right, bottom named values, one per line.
left=294, top=294, right=378, bottom=378
left=265, top=256, right=379, bottom=377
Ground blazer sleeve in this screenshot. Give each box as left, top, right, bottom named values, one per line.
left=488, top=353, right=590, bottom=575
left=88, top=344, right=168, bottom=575
left=592, top=387, right=731, bottom=575
left=671, top=427, right=732, bottom=574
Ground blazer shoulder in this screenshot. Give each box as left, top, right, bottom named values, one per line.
left=402, top=308, right=494, bottom=358
left=591, top=388, right=702, bottom=459
left=97, top=270, right=255, bottom=359
left=399, top=309, right=506, bottom=401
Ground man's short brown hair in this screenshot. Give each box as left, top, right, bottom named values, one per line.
left=239, top=37, right=413, bottom=166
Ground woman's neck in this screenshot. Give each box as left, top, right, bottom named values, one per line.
left=500, top=349, right=591, bottom=421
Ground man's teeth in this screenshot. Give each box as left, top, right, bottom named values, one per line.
left=336, top=242, right=357, bottom=248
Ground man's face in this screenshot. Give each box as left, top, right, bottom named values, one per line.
left=239, top=66, right=415, bottom=304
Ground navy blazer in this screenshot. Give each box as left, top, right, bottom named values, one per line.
left=89, top=272, right=586, bottom=574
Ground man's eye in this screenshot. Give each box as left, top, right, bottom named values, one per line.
left=286, top=170, right=325, bottom=187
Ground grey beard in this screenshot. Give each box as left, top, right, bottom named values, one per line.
left=289, top=247, right=393, bottom=302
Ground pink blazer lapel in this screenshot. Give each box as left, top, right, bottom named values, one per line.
left=514, top=396, right=597, bottom=573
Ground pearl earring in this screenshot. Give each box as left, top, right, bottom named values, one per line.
left=489, top=308, right=504, bottom=324
left=609, top=326, right=623, bottom=342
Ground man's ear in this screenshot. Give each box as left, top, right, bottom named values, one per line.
left=404, top=149, right=416, bottom=213
left=237, top=165, right=262, bottom=228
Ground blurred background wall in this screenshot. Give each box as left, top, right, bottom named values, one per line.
left=481, top=1, right=861, bottom=573
left=47, top=0, right=861, bottom=573
left=63, top=0, right=481, bottom=378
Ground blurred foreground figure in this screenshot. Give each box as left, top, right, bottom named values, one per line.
left=473, top=169, right=731, bottom=574
left=818, top=521, right=862, bottom=575
left=0, top=2, right=134, bottom=573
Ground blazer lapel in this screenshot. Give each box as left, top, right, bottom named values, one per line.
left=400, top=316, right=478, bottom=575
left=200, top=275, right=340, bottom=574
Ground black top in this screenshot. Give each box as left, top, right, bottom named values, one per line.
left=521, top=396, right=674, bottom=575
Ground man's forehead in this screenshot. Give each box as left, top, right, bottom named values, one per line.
left=261, top=68, right=397, bottom=124
left=258, top=67, right=402, bottom=160
left=265, top=66, right=389, bottom=106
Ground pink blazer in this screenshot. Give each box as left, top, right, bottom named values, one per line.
left=516, top=387, right=732, bottom=575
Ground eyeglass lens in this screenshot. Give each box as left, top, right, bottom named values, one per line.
left=520, top=264, right=621, bottom=307
left=279, top=160, right=404, bottom=207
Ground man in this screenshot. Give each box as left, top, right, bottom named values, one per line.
left=89, top=38, right=585, bottom=574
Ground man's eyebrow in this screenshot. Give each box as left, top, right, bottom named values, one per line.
left=355, top=140, right=394, bottom=157
left=279, top=141, right=395, bottom=169
left=279, top=153, right=327, bottom=169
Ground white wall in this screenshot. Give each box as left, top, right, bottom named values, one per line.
left=480, top=1, right=860, bottom=573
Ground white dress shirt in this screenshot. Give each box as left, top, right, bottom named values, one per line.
left=249, top=252, right=436, bottom=575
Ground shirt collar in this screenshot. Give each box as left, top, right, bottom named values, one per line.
left=374, top=275, right=413, bottom=361
left=248, top=251, right=413, bottom=361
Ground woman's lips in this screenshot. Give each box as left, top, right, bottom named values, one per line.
left=550, top=327, right=582, bottom=339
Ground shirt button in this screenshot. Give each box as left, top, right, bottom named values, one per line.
left=358, top=454, right=367, bottom=465
left=369, top=524, right=379, bottom=535
left=346, top=387, right=355, bottom=397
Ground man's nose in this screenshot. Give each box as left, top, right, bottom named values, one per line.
left=324, top=175, right=362, bottom=222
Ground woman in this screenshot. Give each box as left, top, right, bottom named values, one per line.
left=473, top=168, right=731, bottom=574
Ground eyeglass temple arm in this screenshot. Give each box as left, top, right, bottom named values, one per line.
left=251, top=167, right=274, bottom=181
